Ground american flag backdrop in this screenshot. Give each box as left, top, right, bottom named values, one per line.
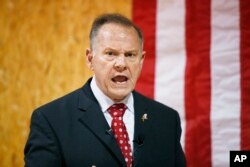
left=132, top=0, right=250, bottom=167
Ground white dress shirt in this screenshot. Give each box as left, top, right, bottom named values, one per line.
left=90, top=76, right=135, bottom=151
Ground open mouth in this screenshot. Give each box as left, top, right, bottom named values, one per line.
left=112, top=75, right=128, bottom=84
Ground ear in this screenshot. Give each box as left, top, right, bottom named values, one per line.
left=140, top=51, right=146, bottom=65
left=86, top=48, right=94, bottom=71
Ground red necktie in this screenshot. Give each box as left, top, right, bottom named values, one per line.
left=108, top=103, right=132, bottom=167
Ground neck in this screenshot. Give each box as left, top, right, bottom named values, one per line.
left=112, top=96, right=127, bottom=103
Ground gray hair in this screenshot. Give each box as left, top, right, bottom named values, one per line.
left=89, top=13, right=144, bottom=49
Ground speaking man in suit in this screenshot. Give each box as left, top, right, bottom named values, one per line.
left=24, top=13, right=186, bottom=167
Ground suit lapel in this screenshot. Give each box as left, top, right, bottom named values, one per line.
left=132, top=91, right=150, bottom=166
left=76, top=79, right=127, bottom=167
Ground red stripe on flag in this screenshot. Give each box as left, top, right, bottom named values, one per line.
left=240, top=0, right=250, bottom=150
left=184, top=0, right=212, bottom=167
left=132, top=0, right=156, bottom=99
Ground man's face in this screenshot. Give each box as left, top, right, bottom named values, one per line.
left=86, top=23, right=145, bottom=102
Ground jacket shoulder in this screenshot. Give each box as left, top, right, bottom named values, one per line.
left=34, top=88, right=83, bottom=115
left=133, top=91, right=179, bottom=116
left=133, top=91, right=175, bottom=110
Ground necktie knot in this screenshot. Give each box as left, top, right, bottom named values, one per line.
left=108, top=103, right=127, bottom=118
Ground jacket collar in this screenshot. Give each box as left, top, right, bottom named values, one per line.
left=77, top=78, right=126, bottom=166
left=77, top=78, right=149, bottom=166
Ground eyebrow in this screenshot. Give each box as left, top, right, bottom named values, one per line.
left=104, top=47, right=138, bottom=53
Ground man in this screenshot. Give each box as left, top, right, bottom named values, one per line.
left=24, top=13, right=186, bottom=167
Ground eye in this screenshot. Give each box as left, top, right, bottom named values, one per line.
left=106, top=51, right=113, bottom=56
left=125, top=52, right=135, bottom=57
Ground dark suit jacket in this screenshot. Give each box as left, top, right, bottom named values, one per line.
left=24, top=78, right=186, bottom=167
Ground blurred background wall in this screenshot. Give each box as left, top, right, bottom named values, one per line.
left=0, top=0, right=131, bottom=166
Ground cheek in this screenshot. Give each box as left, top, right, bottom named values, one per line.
left=131, top=63, right=143, bottom=76
left=93, top=60, right=113, bottom=79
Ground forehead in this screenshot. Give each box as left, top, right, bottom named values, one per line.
left=94, top=23, right=141, bottom=49
left=98, top=23, right=138, bottom=36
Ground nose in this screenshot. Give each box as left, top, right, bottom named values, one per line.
left=114, top=55, right=127, bottom=71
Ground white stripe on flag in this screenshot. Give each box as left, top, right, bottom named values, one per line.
left=211, top=0, right=241, bottom=166
left=155, top=0, right=186, bottom=147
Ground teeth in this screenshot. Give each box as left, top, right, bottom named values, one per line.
left=116, top=81, right=126, bottom=84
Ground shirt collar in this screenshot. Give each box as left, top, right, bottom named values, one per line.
left=90, top=76, right=134, bottom=113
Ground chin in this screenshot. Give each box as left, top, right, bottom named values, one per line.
left=110, top=91, right=130, bottom=101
